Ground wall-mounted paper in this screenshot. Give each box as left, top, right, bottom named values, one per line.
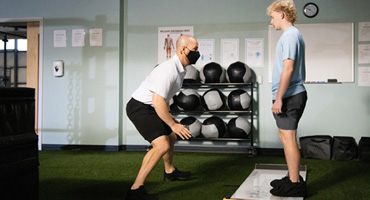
left=158, top=26, right=194, bottom=64
left=221, top=38, right=239, bottom=67
left=358, top=67, right=370, bottom=87
left=359, top=44, right=370, bottom=64
left=197, top=39, right=215, bottom=68
left=245, top=38, right=264, bottom=67
left=90, top=29, right=103, bottom=46
left=72, top=29, right=85, bottom=47
left=359, top=22, right=370, bottom=42
left=54, top=30, right=66, bottom=48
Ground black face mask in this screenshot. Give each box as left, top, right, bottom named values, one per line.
left=186, top=49, right=200, bottom=65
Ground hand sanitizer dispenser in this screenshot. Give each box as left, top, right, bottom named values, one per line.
left=53, top=60, right=64, bottom=77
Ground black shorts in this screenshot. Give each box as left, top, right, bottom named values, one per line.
left=273, top=91, right=307, bottom=130
left=126, top=98, right=172, bottom=143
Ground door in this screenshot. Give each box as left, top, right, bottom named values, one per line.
left=26, top=21, right=40, bottom=133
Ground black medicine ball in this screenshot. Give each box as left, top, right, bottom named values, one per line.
left=176, top=89, right=201, bottom=111
left=202, top=89, right=226, bottom=111
left=227, top=61, right=251, bottom=83
left=227, top=89, right=251, bottom=110
left=201, top=116, right=226, bottom=138
left=227, top=117, right=251, bottom=138
left=200, top=62, right=226, bottom=83
left=169, top=97, right=179, bottom=111
left=180, top=117, right=202, bottom=138
left=183, top=65, right=200, bottom=84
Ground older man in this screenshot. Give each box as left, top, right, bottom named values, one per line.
left=125, top=34, right=200, bottom=200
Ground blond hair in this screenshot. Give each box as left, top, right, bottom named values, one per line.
left=267, top=0, right=297, bottom=23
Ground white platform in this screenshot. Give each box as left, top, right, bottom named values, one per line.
left=225, top=164, right=307, bottom=200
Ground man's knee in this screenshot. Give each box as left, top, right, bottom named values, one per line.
left=156, top=144, right=170, bottom=155
left=168, top=132, right=177, bottom=142
left=152, top=136, right=170, bottom=155
left=279, top=129, right=297, bottom=143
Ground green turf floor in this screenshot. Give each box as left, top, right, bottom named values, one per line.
left=39, top=150, right=370, bottom=200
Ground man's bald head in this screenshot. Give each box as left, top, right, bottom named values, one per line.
left=176, top=34, right=199, bottom=67
left=176, top=34, right=197, bottom=52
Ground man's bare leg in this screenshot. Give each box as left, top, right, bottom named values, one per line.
left=279, top=129, right=300, bottom=182
left=131, top=135, right=170, bottom=189
left=163, top=132, right=176, bottom=173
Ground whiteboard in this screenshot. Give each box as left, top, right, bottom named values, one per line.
left=268, top=23, right=354, bottom=82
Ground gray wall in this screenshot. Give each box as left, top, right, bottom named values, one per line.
left=0, top=0, right=122, bottom=147
left=1, top=0, right=369, bottom=149
left=123, top=0, right=370, bottom=148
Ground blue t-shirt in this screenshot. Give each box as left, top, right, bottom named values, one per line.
left=272, top=26, right=306, bottom=100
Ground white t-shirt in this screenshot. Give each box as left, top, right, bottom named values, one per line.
left=132, top=55, right=186, bottom=105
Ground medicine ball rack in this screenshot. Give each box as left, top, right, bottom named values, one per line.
left=171, top=82, right=257, bottom=156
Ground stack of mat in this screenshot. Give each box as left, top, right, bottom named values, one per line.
left=0, top=88, right=39, bottom=200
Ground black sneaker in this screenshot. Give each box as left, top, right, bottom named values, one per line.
left=164, top=168, right=191, bottom=181
left=270, top=174, right=290, bottom=188
left=125, top=185, right=158, bottom=200
left=270, top=176, right=307, bottom=197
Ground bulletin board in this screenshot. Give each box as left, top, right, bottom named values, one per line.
left=268, top=23, right=354, bottom=82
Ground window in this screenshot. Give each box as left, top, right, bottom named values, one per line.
left=17, top=39, right=27, bottom=51
left=0, top=39, right=15, bottom=50
left=0, top=38, right=28, bottom=87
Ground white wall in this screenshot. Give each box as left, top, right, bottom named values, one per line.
left=1, top=0, right=369, bottom=149
left=0, top=0, right=122, bottom=147
left=123, top=0, right=370, bottom=148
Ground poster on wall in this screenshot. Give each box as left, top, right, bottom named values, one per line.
left=221, top=38, right=239, bottom=67
left=158, top=26, right=194, bottom=64
left=358, top=67, right=370, bottom=87
left=359, top=44, right=370, bottom=64
left=90, top=28, right=103, bottom=46
left=196, top=39, right=215, bottom=69
left=53, top=30, right=66, bottom=48
left=245, top=38, right=264, bottom=67
left=359, top=22, right=370, bottom=42
left=72, top=29, right=85, bottom=47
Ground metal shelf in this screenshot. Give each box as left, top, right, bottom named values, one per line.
left=186, top=137, right=251, bottom=142
left=171, top=110, right=252, bottom=115
left=173, top=81, right=256, bottom=155
left=182, top=82, right=253, bottom=88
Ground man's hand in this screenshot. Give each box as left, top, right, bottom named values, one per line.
left=171, top=123, right=191, bottom=140
left=152, top=92, right=191, bottom=140
left=272, top=98, right=283, bottom=114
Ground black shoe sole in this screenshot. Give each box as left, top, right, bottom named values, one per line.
left=163, top=169, right=191, bottom=181
left=125, top=194, right=159, bottom=200
left=270, top=189, right=307, bottom=197
left=164, top=176, right=190, bottom=181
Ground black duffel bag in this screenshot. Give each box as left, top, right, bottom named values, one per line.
left=358, top=137, right=370, bottom=161
left=300, top=135, right=332, bottom=160
left=331, top=136, right=358, bottom=161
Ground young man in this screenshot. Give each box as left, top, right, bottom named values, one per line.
left=125, top=34, right=200, bottom=200
left=267, top=0, right=308, bottom=197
